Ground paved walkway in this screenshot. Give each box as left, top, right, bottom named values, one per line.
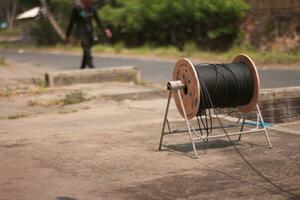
left=0, top=82, right=299, bottom=199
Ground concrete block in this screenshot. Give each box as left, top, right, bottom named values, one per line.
left=259, top=98, right=300, bottom=110
left=260, top=87, right=300, bottom=101
left=260, top=107, right=299, bottom=117
left=226, top=87, right=300, bottom=124
left=264, top=115, right=300, bottom=124
left=45, top=66, right=141, bottom=87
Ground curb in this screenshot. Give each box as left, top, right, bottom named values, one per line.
left=45, top=66, right=140, bottom=87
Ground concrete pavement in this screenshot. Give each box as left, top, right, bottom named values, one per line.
left=0, top=81, right=300, bottom=199
left=0, top=50, right=300, bottom=199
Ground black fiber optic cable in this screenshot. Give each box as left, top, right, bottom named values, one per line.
left=194, top=62, right=254, bottom=139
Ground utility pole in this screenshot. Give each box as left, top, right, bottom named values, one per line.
left=39, top=0, right=66, bottom=41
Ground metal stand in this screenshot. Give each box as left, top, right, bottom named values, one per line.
left=158, top=87, right=272, bottom=158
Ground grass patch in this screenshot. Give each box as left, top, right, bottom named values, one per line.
left=7, top=114, right=30, bottom=120
left=0, top=57, right=6, bottom=66
left=28, top=91, right=91, bottom=107
left=0, top=87, right=13, bottom=97
left=137, top=79, right=151, bottom=87
left=1, top=41, right=299, bottom=65
left=32, top=78, right=47, bottom=88
left=0, top=28, right=21, bottom=37
left=62, top=91, right=90, bottom=105
left=28, top=98, right=61, bottom=107
left=93, top=43, right=184, bottom=57
left=214, top=46, right=300, bottom=64
left=0, top=86, right=49, bottom=98
left=58, top=109, right=78, bottom=114
left=27, top=87, right=49, bottom=95
left=92, top=43, right=300, bottom=65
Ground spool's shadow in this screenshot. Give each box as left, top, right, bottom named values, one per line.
left=161, top=138, right=265, bottom=157
left=56, top=197, right=78, bottom=200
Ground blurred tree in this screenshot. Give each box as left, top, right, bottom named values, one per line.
left=0, top=0, right=36, bottom=27
left=2, top=0, right=249, bottom=49
left=39, top=0, right=66, bottom=40
left=0, top=0, right=18, bottom=29
left=29, top=0, right=72, bottom=45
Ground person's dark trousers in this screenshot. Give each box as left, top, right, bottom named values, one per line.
left=80, top=38, right=94, bottom=69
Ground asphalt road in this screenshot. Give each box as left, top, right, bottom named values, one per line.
left=1, top=50, right=300, bottom=88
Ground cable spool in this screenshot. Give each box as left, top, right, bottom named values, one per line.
left=173, top=54, right=260, bottom=119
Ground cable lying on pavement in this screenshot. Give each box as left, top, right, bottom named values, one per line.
left=158, top=54, right=300, bottom=200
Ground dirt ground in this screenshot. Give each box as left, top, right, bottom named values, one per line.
left=0, top=60, right=300, bottom=200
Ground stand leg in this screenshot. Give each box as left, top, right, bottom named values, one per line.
left=263, top=127, right=272, bottom=148
left=177, top=90, right=198, bottom=158
left=256, top=105, right=272, bottom=148
left=158, top=91, right=172, bottom=150
left=166, top=119, right=172, bottom=133
left=238, top=115, right=246, bottom=140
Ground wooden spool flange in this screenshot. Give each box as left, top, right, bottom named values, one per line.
left=172, top=58, right=200, bottom=119
left=172, top=54, right=260, bottom=119
left=233, top=54, right=260, bottom=113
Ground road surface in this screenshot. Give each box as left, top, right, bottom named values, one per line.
left=1, top=50, right=300, bottom=88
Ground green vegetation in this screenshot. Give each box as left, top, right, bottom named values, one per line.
left=0, top=28, right=21, bottom=37
left=1, top=0, right=297, bottom=65
left=93, top=43, right=300, bottom=65
left=62, top=91, right=90, bottom=106
left=0, top=86, right=49, bottom=98
left=58, top=109, right=78, bottom=114
left=0, top=41, right=299, bottom=65
left=32, top=78, right=47, bottom=88
left=29, top=0, right=72, bottom=45
left=7, top=114, right=30, bottom=120
left=0, top=87, right=12, bottom=97
left=219, top=47, right=300, bottom=64
left=100, top=0, right=248, bottom=50
left=1, top=0, right=248, bottom=48
left=0, top=41, right=34, bottom=50
left=28, top=91, right=91, bottom=107
left=0, top=57, right=6, bottom=66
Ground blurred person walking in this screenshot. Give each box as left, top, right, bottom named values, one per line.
left=66, top=0, right=112, bottom=69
